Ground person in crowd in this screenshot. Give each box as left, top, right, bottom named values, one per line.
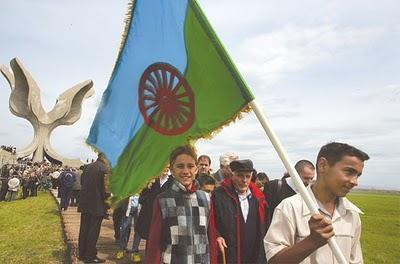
left=51, top=167, right=60, bottom=190
left=39, top=166, right=52, bottom=191
left=70, top=167, right=82, bottom=207
left=112, top=200, right=126, bottom=243
left=212, top=152, right=239, bottom=184
left=21, top=169, right=31, bottom=199
left=196, top=155, right=217, bottom=188
left=0, top=175, right=4, bottom=200
left=6, top=173, right=20, bottom=201
left=29, top=170, right=39, bottom=197
left=146, top=145, right=210, bottom=263
left=210, top=159, right=268, bottom=263
left=135, top=166, right=173, bottom=241
left=198, top=173, right=217, bottom=194
left=264, top=142, right=369, bottom=263
left=11, top=166, right=20, bottom=178
left=0, top=165, right=10, bottom=201
left=265, top=159, right=316, bottom=219
left=59, top=167, right=76, bottom=211
left=1, top=164, right=9, bottom=177
left=1, top=145, right=16, bottom=154
left=8, top=165, right=14, bottom=177
left=197, top=155, right=212, bottom=175
left=255, top=172, right=269, bottom=191
left=115, top=194, right=141, bottom=262
left=78, top=153, right=109, bottom=263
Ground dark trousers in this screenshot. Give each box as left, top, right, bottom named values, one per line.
left=70, top=190, right=80, bottom=206
left=0, top=185, right=8, bottom=201
left=51, top=178, right=58, bottom=189
left=30, top=184, right=38, bottom=196
left=78, top=213, right=103, bottom=260
left=112, top=206, right=125, bottom=240
left=60, top=188, right=72, bottom=210
left=22, top=185, right=30, bottom=199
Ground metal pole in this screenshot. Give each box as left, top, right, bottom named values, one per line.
left=250, top=100, right=347, bottom=264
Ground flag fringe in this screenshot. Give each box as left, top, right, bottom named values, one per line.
left=108, top=0, right=136, bottom=73
left=193, top=103, right=252, bottom=141
left=119, top=0, right=135, bottom=56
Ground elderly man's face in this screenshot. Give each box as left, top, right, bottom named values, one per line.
left=231, top=170, right=252, bottom=195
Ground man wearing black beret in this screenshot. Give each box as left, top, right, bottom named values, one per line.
left=209, top=159, right=268, bottom=263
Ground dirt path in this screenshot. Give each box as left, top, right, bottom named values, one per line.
left=51, top=190, right=145, bottom=263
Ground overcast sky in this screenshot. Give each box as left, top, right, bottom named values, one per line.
left=1, top=0, right=399, bottom=190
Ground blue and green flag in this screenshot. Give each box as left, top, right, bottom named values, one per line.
left=87, top=0, right=254, bottom=203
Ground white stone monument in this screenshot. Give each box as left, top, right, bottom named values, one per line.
left=1, top=58, right=94, bottom=167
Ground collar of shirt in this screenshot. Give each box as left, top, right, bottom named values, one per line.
left=174, top=180, right=197, bottom=193
left=235, top=188, right=252, bottom=222
left=302, top=185, right=363, bottom=221
left=236, top=188, right=252, bottom=200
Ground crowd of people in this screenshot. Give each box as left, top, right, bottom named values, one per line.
left=75, top=141, right=369, bottom=264
left=1, top=160, right=51, bottom=202
left=1, top=145, right=16, bottom=154
left=0, top=159, right=82, bottom=206
left=1, top=141, right=370, bottom=264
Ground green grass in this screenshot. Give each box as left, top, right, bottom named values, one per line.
left=0, top=191, right=68, bottom=263
left=348, top=191, right=400, bottom=263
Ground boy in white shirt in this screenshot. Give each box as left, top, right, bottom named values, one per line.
left=264, top=142, right=369, bottom=264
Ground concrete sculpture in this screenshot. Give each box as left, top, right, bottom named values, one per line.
left=1, top=58, right=94, bottom=167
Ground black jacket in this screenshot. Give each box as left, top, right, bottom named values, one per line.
left=264, top=178, right=296, bottom=221
left=211, top=180, right=268, bottom=264
left=135, top=175, right=173, bottom=239
left=78, top=159, right=107, bottom=216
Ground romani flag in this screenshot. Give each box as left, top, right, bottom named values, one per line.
left=87, top=0, right=254, bottom=203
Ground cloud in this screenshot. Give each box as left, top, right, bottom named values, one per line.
left=356, top=84, right=400, bottom=104
left=236, top=24, right=385, bottom=85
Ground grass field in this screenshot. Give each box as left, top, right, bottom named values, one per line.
left=0, top=191, right=68, bottom=263
left=348, top=190, right=400, bottom=263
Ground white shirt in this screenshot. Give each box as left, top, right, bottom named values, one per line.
left=125, top=195, right=140, bottom=216
left=264, top=186, right=364, bottom=264
left=236, top=188, right=252, bottom=222
left=159, top=175, right=169, bottom=187
left=52, top=171, right=60, bottom=179
left=8, top=177, right=20, bottom=191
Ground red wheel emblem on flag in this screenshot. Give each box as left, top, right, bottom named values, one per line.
left=139, top=63, right=195, bottom=136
